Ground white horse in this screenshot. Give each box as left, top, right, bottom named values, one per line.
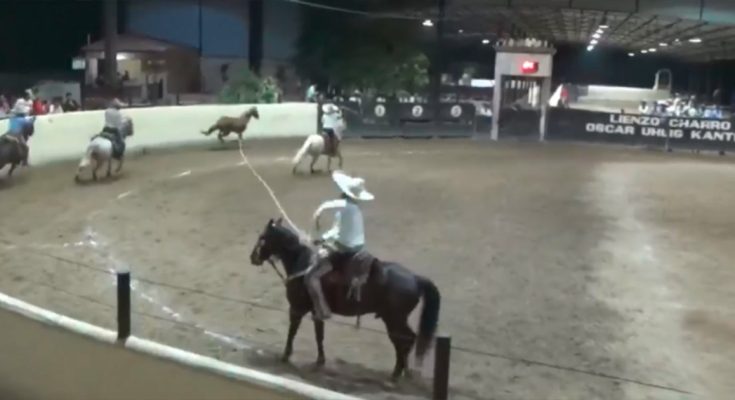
left=292, top=115, right=346, bottom=174
left=75, top=117, right=134, bottom=182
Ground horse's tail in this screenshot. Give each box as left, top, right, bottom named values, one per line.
left=292, top=135, right=314, bottom=166
left=415, top=276, right=441, bottom=359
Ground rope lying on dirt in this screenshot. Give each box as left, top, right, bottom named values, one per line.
left=236, top=138, right=305, bottom=238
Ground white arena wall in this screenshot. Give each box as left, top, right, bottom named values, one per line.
left=0, top=102, right=364, bottom=400
left=0, top=102, right=317, bottom=165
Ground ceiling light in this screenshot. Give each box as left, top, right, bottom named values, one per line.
left=482, top=39, right=490, bottom=44
left=688, top=37, right=702, bottom=43
left=422, top=19, right=433, bottom=27
left=648, top=48, right=657, bottom=52
left=458, top=29, right=464, bottom=34
left=599, top=24, right=609, bottom=29
left=641, top=50, right=648, bottom=54
left=659, top=43, right=668, bottom=47
left=587, top=45, right=595, bottom=51
left=590, top=39, right=599, bottom=45
left=628, top=53, right=635, bottom=57
left=593, top=33, right=602, bottom=39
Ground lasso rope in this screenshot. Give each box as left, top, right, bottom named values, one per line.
left=236, top=138, right=305, bottom=238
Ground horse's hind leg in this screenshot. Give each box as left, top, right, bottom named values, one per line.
left=384, top=318, right=416, bottom=381
left=106, top=159, right=113, bottom=177
left=309, top=155, right=318, bottom=174
left=116, top=157, right=124, bottom=173
left=282, top=309, right=306, bottom=363
left=7, top=162, right=17, bottom=177
left=313, top=320, right=326, bottom=366
left=327, top=156, right=332, bottom=172
left=337, top=150, right=344, bottom=169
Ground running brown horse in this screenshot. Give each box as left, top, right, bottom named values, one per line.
left=201, top=106, right=259, bottom=143
left=249, top=218, right=441, bottom=381
left=0, top=118, right=34, bottom=177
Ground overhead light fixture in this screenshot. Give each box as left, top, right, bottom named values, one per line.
left=422, top=19, right=433, bottom=27
left=628, top=52, right=635, bottom=57
left=641, top=50, right=648, bottom=54
left=599, top=24, right=609, bottom=29
left=688, top=37, right=702, bottom=43
left=458, top=29, right=464, bottom=34
left=648, top=48, right=657, bottom=52
left=659, top=43, right=668, bottom=47
left=593, top=33, right=602, bottom=38
left=590, top=39, right=599, bottom=45
left=587, top=45, right=595, bottom=51
left=482, top=38, right=490, bottom=44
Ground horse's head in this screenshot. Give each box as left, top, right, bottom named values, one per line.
left=250, top=217, right=298, bottom=266
left=245, top=106, right=259, bottom=120
left=22, top=118, right=35, bottom=140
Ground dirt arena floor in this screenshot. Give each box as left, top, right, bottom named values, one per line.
left=1, top=139, right=734, bottom=400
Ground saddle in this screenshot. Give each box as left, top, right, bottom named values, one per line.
left=327, top=250, right=383, bottom=302
left=320, top=132, right=340, bottom=157
left=94, top=131, right=126, bottom=160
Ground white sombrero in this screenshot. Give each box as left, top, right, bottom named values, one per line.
left=322, top=103, right=339, bottom=114
left=332, top=170, right=373, bottom=201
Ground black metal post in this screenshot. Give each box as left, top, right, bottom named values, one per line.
left=103, top=0, right=118, bottom=88
left=430, top=0, right=447, bottom=126
left=117, top=271, right=131, bottom=341
left=248, top=0, right=264, bottom=75
left=433, top=335, right=451, bottom=400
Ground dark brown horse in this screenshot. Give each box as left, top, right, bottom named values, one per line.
left=249, top=218, right=441, bottom=381
left=201, top=106, right=259, bottom=143
left=0, top=118, right=34, bottom=177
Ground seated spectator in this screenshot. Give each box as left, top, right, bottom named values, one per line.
left=638, top=101, right=652, bottom=114
left=62, top=92, right=80, bottom=112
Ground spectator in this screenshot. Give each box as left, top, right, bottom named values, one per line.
left=62, top=92, right=80, bottom=112
left=49, top=98, right=64, bottom=114
left=638, top=101, right=651, bottom=114
left=0, top=95, right=9, bottom=115
left=32, top=97, right=46, bottom=115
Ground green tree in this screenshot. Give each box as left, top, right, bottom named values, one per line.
left=294, top=1, right=431, bottom=95
left=218, top=69, right=281, bottom=104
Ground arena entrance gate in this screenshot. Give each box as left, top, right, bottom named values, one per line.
left=491, top=41, right=556, bottom=141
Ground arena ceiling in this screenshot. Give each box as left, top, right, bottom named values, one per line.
left=413, top=0, right=735, bottom=61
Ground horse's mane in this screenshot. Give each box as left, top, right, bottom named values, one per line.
left=271, top=223, right=304, bottom=250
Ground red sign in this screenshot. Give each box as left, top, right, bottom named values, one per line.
left=521, top=60, right=539, bottom=74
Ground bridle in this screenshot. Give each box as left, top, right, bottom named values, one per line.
left=253, top=231, right=313, bottom=285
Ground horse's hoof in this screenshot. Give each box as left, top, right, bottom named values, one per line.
left=281, top=355, right=291, bottom=364
left=316, top=356, right=326, bottom=367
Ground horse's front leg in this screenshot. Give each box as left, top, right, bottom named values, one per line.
left=282, top=309, right=306, bottom=363
left=314, top=319, right=326, bottom=366
left=7, top=162, right=17, bottom=177
left=116, top=157, right=124, bottom=173
left=106, top=158, right=113, bottom=177
left=326, top=155, right=332, bottom=171
left=309, top=155, right=319, bottom=174
left=337, top=150, right=344, bottom=169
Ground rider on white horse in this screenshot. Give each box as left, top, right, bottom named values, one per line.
left=99, top=98, right=127, bottom=159
left=321, top=103, right=342, bottom=155
left=307, top=170, right=374, bottom=320
left=2, top=90, right=35, bottom=166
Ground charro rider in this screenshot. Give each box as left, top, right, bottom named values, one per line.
left=1, top=89, right=35, bottom=166
left=99, top=98, right=127, bottom=160
left=306, top=170, right=374, bottom=320
left=321, top=103, right=342, bottom=156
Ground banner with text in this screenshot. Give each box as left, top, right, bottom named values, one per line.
left=548, top=108, right=735, bottom=149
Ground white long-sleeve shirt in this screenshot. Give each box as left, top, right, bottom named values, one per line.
left=313, top=198, right=365, bottom=250
left=12, top=98, right=32, bottom=115
left=104, top=108, right=124, bottom=130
